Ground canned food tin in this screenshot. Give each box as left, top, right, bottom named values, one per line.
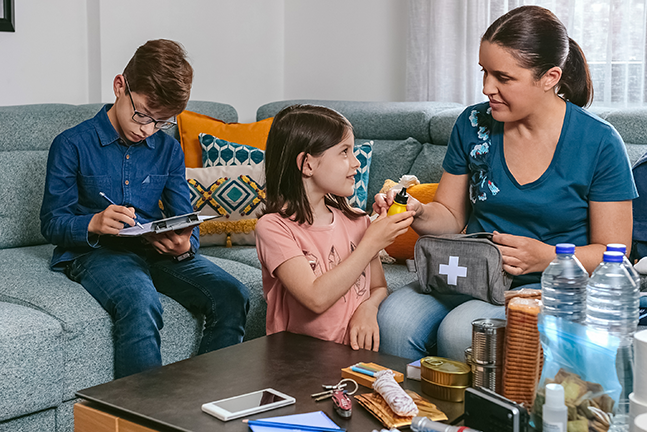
left=420, top=356, right=471, bottom=387
left=465, top=347, right=473, bottom=365
left=420, top=377, right=468, bottom=402
left=471, top=318, right=506, bottom=365
left=471, top=362, right=503, bottom=393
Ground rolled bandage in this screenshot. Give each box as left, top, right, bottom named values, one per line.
left=372, top=369, right=419, bottom=416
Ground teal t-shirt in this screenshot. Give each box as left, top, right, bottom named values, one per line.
left=442, top=101, right=637, bottom=285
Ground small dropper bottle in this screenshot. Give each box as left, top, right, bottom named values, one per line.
left=387, top=187, right=409, bottom=216
left=542, top=383, right=568, bottom=432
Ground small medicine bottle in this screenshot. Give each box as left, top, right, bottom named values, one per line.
left=387, top=188, right=409, bottom=216
left=542, top=383, right=568, bottom=432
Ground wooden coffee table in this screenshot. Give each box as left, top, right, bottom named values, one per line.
left=75, top=332, right=463, bottom=431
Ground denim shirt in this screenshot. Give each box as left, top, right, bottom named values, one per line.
left=40, top=105, right=199, bottom=269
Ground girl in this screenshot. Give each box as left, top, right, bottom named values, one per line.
left=255, top=104, right=414, bottom=351
left=375, top=5, right=637, bottom=361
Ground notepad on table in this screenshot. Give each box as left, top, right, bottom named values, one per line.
left=247, top=411, right=341, bottom=432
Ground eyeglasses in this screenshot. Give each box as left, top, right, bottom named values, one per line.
left=124, top=76, right=177, bottom=130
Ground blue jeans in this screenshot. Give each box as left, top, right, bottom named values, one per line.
left=66, top=246, right=250, bottom=378
left=378, top=281, right=540, bottom=361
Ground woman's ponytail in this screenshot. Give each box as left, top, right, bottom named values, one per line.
left=559, top=38, right=593, bottom=107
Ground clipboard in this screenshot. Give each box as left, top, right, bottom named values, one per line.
left=118, top=212, right=216, bottom=237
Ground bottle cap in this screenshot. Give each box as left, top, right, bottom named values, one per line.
left=555, top=243, right=575, bottom=254
left=606, top=243, right=627, bottom=254
left=545, top=383, right=565, bottom=408
left=603, top=251, right=624, bottom=263
left=393, top=187, right=409, bottom=205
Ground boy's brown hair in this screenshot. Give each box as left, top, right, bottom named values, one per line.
left=122, top=39, right=193, bottom=115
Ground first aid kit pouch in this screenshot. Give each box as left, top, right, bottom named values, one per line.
left=413, top=232, right=512, bottom=305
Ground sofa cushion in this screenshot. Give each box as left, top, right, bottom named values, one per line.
left=0, top=302, right=64, bottom=422
left=0, top=244, right=203, bottom=400
left=366, top=138, right=423, bottom=211
left=177, top=110, right=271, bottom=168
left=408, top=144, right=449, bottom=184
left=0, top=408, right=56, bottom=432
left=429, top=106, right=463, bottom=146
left=188, top=135, right=266, bottom=247
left=199, top=245, right=261, bottom=269
left=0, top=151, right=49, bottom=249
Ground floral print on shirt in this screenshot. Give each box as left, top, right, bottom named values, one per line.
left=467, top=107, right=499, bottom=203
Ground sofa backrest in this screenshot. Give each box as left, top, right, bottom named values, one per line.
left=0, top=101, right=237, bottom=250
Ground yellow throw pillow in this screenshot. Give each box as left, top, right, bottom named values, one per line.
left=177, top=110, right=273, bottom=168
left=382, top=180, right=439, bottom=261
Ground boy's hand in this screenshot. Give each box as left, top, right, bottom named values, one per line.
left=143, top=226, right=193, bottom=256
left=88, top=205, right=137, bottom=235
left=348, top=301, right=380, bottom=351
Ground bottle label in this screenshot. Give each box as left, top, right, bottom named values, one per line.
left=543, top=420, right=565, bottom=432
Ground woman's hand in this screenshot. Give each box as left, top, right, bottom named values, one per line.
left=348, top=301, right=380, bottom=351
left=492, top=231, right=554, bottom=275
left=88, top=205, right=137, bottom=235
left=362, top=209, right=415, bottom=253
left=143, top=227, right=193, bottom=256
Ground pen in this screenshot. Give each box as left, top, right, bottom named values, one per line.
left=99, top=192, right=144, bottom=229
left=242, top=419, right=345, bottom=432
left=350, top=365, right=376, bottom=377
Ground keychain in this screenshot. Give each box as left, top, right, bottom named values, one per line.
left=311, top=378, right=358, bottom=418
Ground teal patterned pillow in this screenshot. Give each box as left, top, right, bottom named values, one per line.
left=200, top=134, right=264, bottom=167
left=348, top=141, right=373, bottom=210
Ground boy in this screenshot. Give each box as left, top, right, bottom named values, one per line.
left=40, top=39, right=249, bottom=378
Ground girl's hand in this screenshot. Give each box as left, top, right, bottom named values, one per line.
left=348, top=301, right=380, bottom=351
left=363, top=210, right=415, bottom=252
left=88, top=205, right=137, bottom=235
left=492, top=231, right=555, bottom=275
left=372, top=191, right=394, bottom=215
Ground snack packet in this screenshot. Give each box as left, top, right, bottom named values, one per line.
left=532, top=314, right=622, bottom=431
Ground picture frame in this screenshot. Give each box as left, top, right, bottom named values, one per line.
left=0, top=0, right=15, bottom=32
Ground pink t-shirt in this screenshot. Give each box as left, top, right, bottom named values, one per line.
left=255, top=207, right=372, bottom=345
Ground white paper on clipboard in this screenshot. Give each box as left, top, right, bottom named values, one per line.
left=118, top=212, right=216, bottom=237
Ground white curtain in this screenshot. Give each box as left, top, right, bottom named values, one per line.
left=407, top=0, right=647, bottom=107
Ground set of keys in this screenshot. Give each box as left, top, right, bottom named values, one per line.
left=311, top=378, right=358, bottom=418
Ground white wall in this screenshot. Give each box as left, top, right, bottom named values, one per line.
left=0, top=0, right=408, bottom=122
left=0, top=0, right=89, bottom=106
left=284, top=0, right=407, bottom=102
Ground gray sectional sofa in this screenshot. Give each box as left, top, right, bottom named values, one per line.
left=1, top=99, right=646, bottom=432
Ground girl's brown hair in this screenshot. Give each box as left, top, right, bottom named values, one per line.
left=482, top=5, right=593, bottom=107
left=263, top=104, right=364, bottom=225
left=123, top=39, right=193, bottom=115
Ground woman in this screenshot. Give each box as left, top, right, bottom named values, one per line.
left=374, top=5, right=637, bottom=361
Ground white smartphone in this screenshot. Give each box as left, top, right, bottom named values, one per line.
left=201, top=388, right=296, bottom=421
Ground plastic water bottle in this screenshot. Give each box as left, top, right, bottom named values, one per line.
left=541, top=243, right=589, bottom=323
left=606, top=243, right=641, bottom=289
left=586, top=251, right=640, bottom=431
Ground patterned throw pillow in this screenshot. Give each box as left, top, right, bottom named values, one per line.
left=185, top=135, right=266, bottom=247
left=349, top=141, right=374, bottom=210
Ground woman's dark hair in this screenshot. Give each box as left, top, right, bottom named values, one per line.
left=263, top=104, right=363, bottom=225
left=482, top=5, right=593, bottom=107
left=123, top=39, right=193, bottom=115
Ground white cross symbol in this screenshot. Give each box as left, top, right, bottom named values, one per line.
left=439, top=256, right=467, bottom=285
